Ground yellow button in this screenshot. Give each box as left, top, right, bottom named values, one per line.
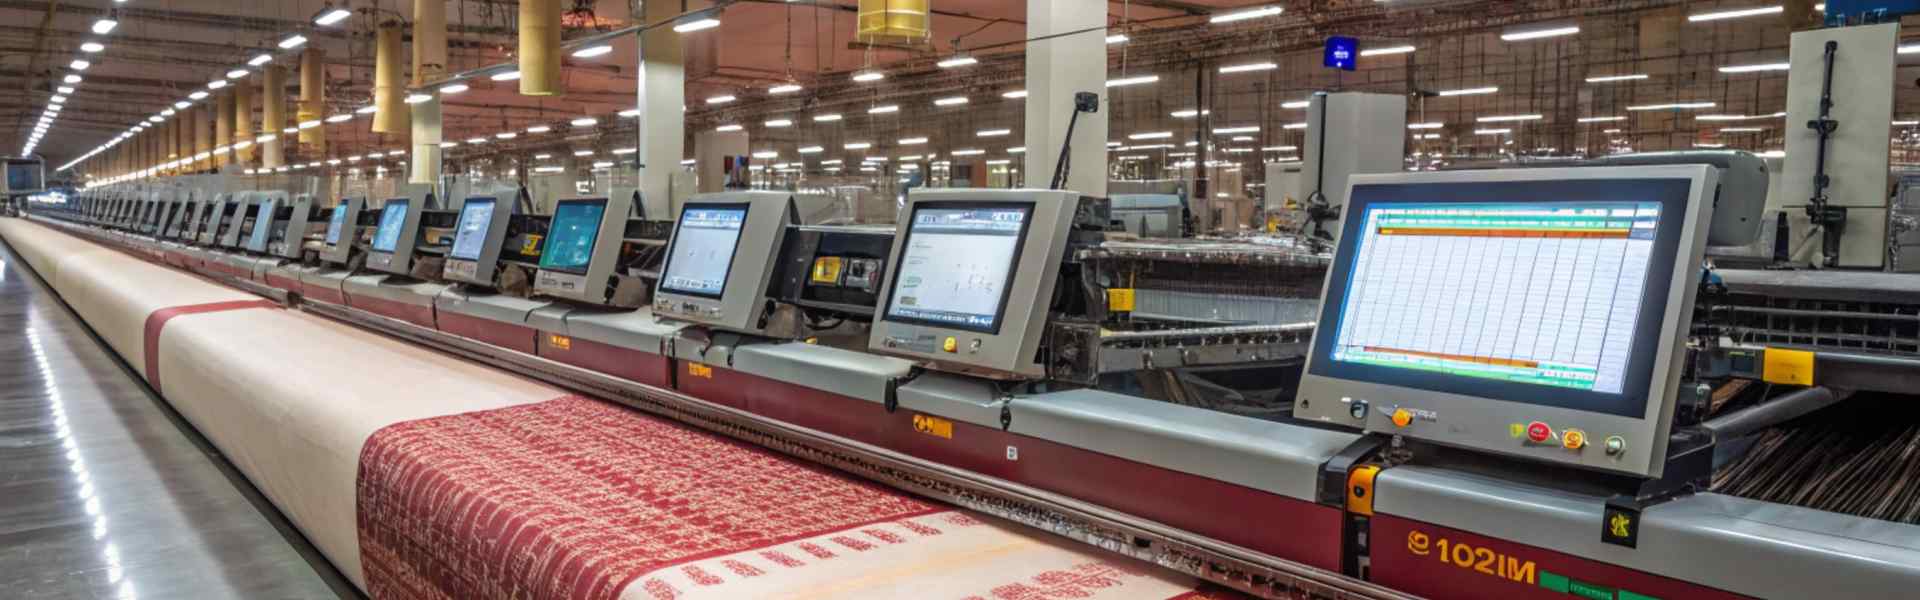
left=1391, top=409, right=1413, bottom=428
left=1563, top=428, right=1587, bottom=450
left=942, top=337, right=957, bottom=353
left=1509, top=423, right=1527, bottom=439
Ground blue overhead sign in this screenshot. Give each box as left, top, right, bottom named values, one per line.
left=1325, top=36, right=1358, bottom=71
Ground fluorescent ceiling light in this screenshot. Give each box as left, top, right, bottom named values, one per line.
left=440, top=141, right=459, bottom=148
left=844, top=142, right=872, bottom=149
left=279, top=35, right=308, bottom=49
left=298, top=119, right=321, bottom=129
left=612, top=147, right=637, bottom=155
left=1281, top=100, right=1310, bottom=109
left=1262, top=146, right=1298, bottom=151
left=56, top=86, right=73, bottom=94
left=898, top=137, right=928, bottom=145
left=705, top=95, right=736, bottom=104
left=1214, top=126, right=1260, bottom=134
left=798, top=146, right=824, bottom=154
left=356, top=105, right=378, bottom=114
left=249, top=54, right=273, bottom=66
left=869, top=105, right=900, bottom=114
left=465, top=137, right=487, bottom=144
left=978, top=129, right=1011, bottom=137
left=1106, top=34, right=1129, bottom=44
left=937, top=56, right=978, bottom=68
left=1578, top=116, right=1626, bottom=123
left=934, top=96, right=969, bottom=106
left=491, top=70, right=521, bottom=81
left=1211, top=6, right=1283, bottom=24
left=573, top=149, right=594, bottom=156
left=570, top=117, right=598, bottom=127
left=1501, top=26, right=1579, bottom=41
left=751, top=151, right=777, bottom=159
left=526, top=125, right=551, bottom=133
left=1408, top=122, right=1445, bottom=129
left=1720, top=127, right=1766, bottom=133
left=673, top=18, right=721, bottom=33
left=69, top=59, right=90, bottom=70
left=1896, top=120, right=1920, bottom=126
left=1002, top=90, right=1028, bottom=99
left=1586, top=73, right=1648, bottom=83
left=315, top=7, right=352, bottom=25
left=1475, top=128, right=1512, bottom=135
left=1689, top=6, right=1783, bottom=22
left=852, top=71, right=885, bottom=82
left=1129, top=131, right=1173, bottom=140
left=951, top=149, right=985, bottom=156
left=1901, top=44, right=1920, bottom=55
left=496, top=132, right=518, bottom=139
left=765, top=119, right=793, bottom=127
left=1628, top=101, right=1715, bottom=111
left=80, top=42, right=104, bottom=53
left=1283, top=122, right=1307, bottom=130
left=814, top=113, right=843, bottom=122
left=769, top=83, right=803, bottom=94
left=1107, top=75, right=1158, bottom=87
left=92, top=19, right=117, bottom=34
left=64, top=74, right=83, bottom=84
left=1360, top=45, right=1415, bottom=57
left=439, top=83, right=469, bottom=94
left=325, top=114, right=352, bottom=123
left=1437, top=86, right=1497, bottom=96
left=208, top=80, right=228, bottom=89
left=620, top=108, right=640, bottom=117
left=49, top=95, right=66, bottom=104
left=173, top=101, right=190, bottom=109
left=404, top=93, right=432, bottom=104
left=572, top=45, right=613, bottom=58
left=1219, top=62, right=1278, bottom=74
left=715, top=124, right=743, bottom=132
left=1477, top=114, right=1543, bottom=122
left=1719, top=62, right=1790, bottom=73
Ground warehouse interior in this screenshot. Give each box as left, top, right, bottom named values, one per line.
left=4, top=1, right=1920, bottom=599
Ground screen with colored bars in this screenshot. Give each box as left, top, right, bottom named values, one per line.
left=660, top=205, right=748, bottom=298
left=884, top=205, right=1030, bottom=334
left=325, top=204, right=348, bottom=245
left=539, top=200, right=605, bottom=274
left=449, top=199, right=496, bottom=261
left=371, top=200, right=409, bottom=253
left=1329, top=202, right=1660, bottom=394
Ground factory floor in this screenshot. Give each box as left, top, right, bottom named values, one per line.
left=0, top=242, right=354, bottom=599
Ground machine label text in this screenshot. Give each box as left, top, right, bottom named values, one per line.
left=1407, top=529, right=1537, bottom=585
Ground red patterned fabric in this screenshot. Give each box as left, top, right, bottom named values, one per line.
left=356, top=395, right=945, bottom=600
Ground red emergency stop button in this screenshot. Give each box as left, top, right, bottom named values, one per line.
left=1526, top=421, right=1553, bottom=443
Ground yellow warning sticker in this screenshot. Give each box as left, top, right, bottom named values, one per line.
left=1107, top=288, right=1136, bottom=312
left=1762, top=347, right=1815, bottom=386
left=687, top=362, right=713, bottom=379
left=547, top=334, right=572, bottom=350
left=521, top=234, right=544, bottom=256
left=912, top=414, right=954, bottom=440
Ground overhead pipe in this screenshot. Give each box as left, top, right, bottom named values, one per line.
left=413, top=0, right=447, bottom=85
left=372, top=20, right=409, bottom=133
left=262, top=64, right=287, bottom=169
left=299, top=48, right=327, bottom=152
left=519, top=0, right=562, bottom=95
left=234, top=80, right=255, bottom=164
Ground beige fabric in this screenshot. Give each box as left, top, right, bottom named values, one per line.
left=158, top=310, right=557, bottom=589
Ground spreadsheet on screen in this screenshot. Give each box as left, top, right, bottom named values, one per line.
left=1329, top=202, right=1661, bottom=395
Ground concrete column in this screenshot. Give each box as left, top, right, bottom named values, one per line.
left=299, top=48, right=327, bottom=153
left=262, top=65, right=287, bottom=169
left=234, top=81, right=255, bottom=164
left=1022, top=0, right=1107, bottom=196
left=634, top=0, right=685, bottom=217
left=215, top=91, right=233, bottom=167
left=410, top=98, right=443, bottom=186
left=196, top=103, right=214, bottom=168
left=694, top=131, right=748, bottom=194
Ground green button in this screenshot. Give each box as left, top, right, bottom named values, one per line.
left=1568, top=580, right=1616, bottom=600
left=1619, top=592, right=1660, bottom=600
left=1539, top=570, right=1571, bottom=593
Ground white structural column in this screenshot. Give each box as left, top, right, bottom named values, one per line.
left=634, top=0, right=686, bottom=218
left=1023, top=0, right=1107, bottom=196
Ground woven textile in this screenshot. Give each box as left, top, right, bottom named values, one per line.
left=357, top=395, right=945, bottom=599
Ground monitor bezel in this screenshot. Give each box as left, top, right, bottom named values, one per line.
left=876, top=200, right=1036, bottom=336
left=538, top=198, right=609, bottom=275
left=1293, top=165, right=1717, bottom=478
left=447, top=197, right=499, bottom=262
left=370, top=198, right=411, bottom=254
left=656, top=201, right=754, bottom=300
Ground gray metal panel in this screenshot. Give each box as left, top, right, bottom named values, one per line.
left=666, top=330, right=740, bottom=366
left=525, top=305, right=573, bottom=333
left=433, top=289, right=548, bottom=324
left=894, top=372, right=1006, bottom=424
left=342, top=274, right=446, bottom=307
left=1009, top=389, right=1357, bottom=502
left=1375, top=466, right=1920, bottom=599
left=730, top=342, right=917, bottom=401
left=1717, top=267, right=1920, bottom=302
left=1784, top=24, right=1895, bottom=210
left=296, top=268, right=353, bottom=293
left=562, top=308, right=685, bottom=354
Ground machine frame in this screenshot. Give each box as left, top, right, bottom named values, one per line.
left=1292, top=165, right=1718, bottom=477
left=320, top=196, right=367, bottom=266
left=366, top=196, right=425, bottom=275
left=218, top=192, right=258, bottom=248
left=244, top=191, right=290, bottom=254
left=442, top=195, right=513, bottom=286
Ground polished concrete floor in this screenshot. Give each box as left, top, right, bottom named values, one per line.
left=0, top=240, right=355, bottom=599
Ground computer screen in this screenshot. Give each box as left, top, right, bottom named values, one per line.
left=882, top=203, right=1031, bottom=334
left=249, top=198, right=278, bottom=248
left=325, top=203, right=349, bottom=246
left=659, top=204, right=749, bottom=298
left=1308, top=177, right=1693, bottom=419
left=371, top=199, right=409, bottom=253
left=539, top=199, right=606, bottom=274
left=5, top=160, right=42, bottom=193
left=449, top=198, right=496, bottom=261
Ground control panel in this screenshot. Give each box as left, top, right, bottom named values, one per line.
left=651, top=191, right=796, bottom=334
